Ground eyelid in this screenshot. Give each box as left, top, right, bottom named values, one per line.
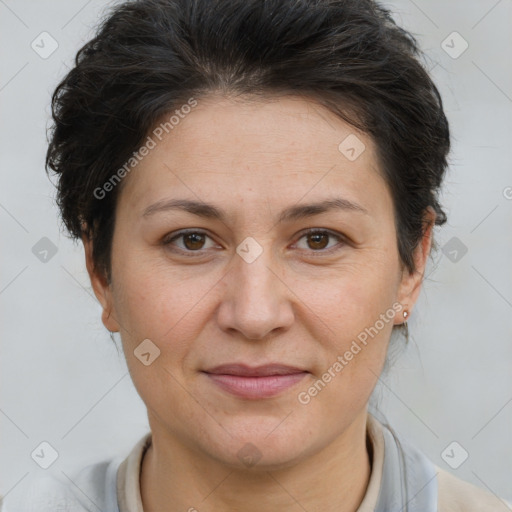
left=162, top=228, right=217, bottom=248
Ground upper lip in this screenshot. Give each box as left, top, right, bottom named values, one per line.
left=204, top=363, right=307, bottom=377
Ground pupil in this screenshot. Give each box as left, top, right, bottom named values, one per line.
left=185, top=233, right=204, bottom=250
left=309, top=233, right=328, bottom=250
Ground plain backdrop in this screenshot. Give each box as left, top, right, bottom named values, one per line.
left=1, top=0, right=511, bottom=505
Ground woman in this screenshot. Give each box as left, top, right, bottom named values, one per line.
left=4, top=0, right=509, bottom=511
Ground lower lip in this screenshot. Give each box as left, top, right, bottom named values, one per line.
left=204, top=372, right=308, bottom=399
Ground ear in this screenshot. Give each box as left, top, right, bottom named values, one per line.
left=395, top=206, right=436, bottom=324
left=82, top=233, right=120, bottom=333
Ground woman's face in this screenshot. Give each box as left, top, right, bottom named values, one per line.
left=86, top=94, right=431, bottom=469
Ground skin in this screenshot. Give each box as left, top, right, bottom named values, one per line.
left=84, top=94, right=434, bottom=512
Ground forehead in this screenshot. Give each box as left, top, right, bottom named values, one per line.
left=118, top=94, right=389, bottom=217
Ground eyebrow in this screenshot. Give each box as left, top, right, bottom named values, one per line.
left=142, top=197, right=368, bottom=222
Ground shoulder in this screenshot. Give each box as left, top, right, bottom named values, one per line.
left=2, top=458, right=122, bottom=512
left=436, top=465, right=512, bottom=512
left=369, top=414, right=510, bottom=512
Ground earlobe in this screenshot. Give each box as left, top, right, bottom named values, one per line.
left=82, top=234, right=120, bottom=333
left=395, top=207, right=436, bottom=323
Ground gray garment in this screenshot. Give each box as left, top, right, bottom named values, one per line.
left=2, top=423, right=437, bottom=512
left=375, top=422, right=437, bottom=511
left=3, top=456, right=123, bottom=512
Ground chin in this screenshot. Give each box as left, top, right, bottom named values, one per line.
left=203, top=421, right=314, bottom=471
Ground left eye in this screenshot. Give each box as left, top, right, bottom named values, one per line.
left=294, top=229, right=345, bottom=252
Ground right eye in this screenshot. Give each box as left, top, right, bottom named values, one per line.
left=162, top=229, right=219, bottom=256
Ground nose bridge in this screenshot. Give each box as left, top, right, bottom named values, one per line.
left=218, top=237, right=294, bottom=340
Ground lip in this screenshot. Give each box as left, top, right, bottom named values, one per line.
left=205, top=363, right=306, bottom=377
left=202, top=363, right=309, bottom=399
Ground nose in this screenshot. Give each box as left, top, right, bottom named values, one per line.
left=216, top=244, right=295, bottom=340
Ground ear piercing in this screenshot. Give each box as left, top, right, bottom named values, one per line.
left=402, top=309, right=410, bottom=342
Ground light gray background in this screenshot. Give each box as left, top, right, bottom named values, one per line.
left=1, top=0, right=511, bottom=506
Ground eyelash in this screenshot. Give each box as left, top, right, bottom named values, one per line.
left=161, top=228, right=347, bottom=258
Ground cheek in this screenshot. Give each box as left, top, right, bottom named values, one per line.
left=111, top=254, right=221, bottom=352
left=296, top=274, right=396, bottom=419
left=112, top=262, right=209, bottom=417
left=311, top=256, right=400, bottom=334
left=301, top=255, right=400, bottom=392
left=111, top=247, right=254, bottom=409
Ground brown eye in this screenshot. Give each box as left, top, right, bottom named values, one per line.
left=294, top=229, right=345, bottom=254
left=163, top=230, right=217, bottom=255
left=307, top=232, right=330, bottom=250
left=182, top=232, right=206, bottom=250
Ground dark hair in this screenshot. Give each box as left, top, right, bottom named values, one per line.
left=47, top=0, right=450, bottom=285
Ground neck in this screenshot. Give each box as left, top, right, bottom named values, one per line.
left=140, top=409, right=372, bottom=512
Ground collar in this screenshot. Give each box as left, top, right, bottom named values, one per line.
left=116, top=412, right=437, bottom=512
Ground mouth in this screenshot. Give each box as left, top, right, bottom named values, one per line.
left=202, top=363, right=309, bottom=399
